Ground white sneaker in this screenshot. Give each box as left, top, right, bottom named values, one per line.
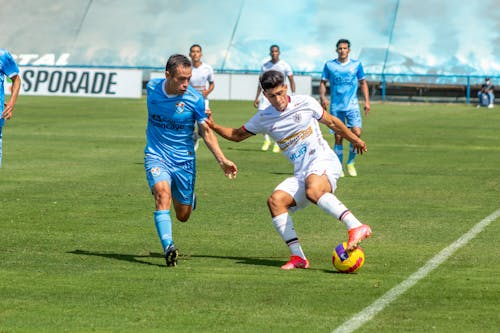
left=347, top=163, right=357, bottom=177
left=261, top=140, right=271, bottom=151
left=488, top=104, right=494, bottom=109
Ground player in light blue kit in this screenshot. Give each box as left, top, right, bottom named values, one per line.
left=0, top=48, right=21, bottom=168
left=144, top=54, right=238, bottom=267
left=319, top=39, right=370, bottom=177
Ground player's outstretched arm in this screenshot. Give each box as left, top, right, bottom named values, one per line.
left=319, top=112, right=367, bottom=154
left=205, top=112, right=253, bottom=142
left=198, top=122, right=238, bottom=179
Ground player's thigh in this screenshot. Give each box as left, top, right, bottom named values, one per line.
left=274, top=176, right=310, bottom=213
left=307, top=158, right=341, bottom=193
left=170, top=162, right=196, bottom=206
left=345, top=109, right=362, bottom=129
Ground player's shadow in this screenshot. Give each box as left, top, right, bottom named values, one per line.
left=190, top=254, right=283, bottom=267
left=68, top=249, right=283, bottom=268
left=68, top=249, right=166, bottom=267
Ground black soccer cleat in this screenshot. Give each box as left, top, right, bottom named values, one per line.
left=164, top=244, right=179, bottom=267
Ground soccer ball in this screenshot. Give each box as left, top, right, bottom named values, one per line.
left=332, top=242, right=365, bottom=273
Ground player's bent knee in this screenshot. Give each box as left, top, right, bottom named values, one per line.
left=267, top=191, right=292, bottom=213
left=174, top=206, right=192, bottom=223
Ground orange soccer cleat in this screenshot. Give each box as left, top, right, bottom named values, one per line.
left=347, top=224, right=372, bottom=250
left=281, top=255, right=310, bottom=270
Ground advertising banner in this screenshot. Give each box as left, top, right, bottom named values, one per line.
left=11, top=66, right=143, bottom=98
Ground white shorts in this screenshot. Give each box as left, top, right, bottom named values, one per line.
left=274, top=158, right=341, bottom=213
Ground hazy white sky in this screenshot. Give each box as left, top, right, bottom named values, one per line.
left=2, top=0, right=499, bottom=75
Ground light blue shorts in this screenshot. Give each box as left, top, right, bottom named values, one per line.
left=144, top=157, right=196, bottom=205
left=331, top=109, right=362, bottom=130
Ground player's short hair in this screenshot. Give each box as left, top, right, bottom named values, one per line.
left=270, top=44, right=280, bottom=52
left=190, top=44, right=202, bottom=52
left=259, top=70, right=285, bottom=90
left=165, top=54, right=191, bottom=75
left=336, top=38, right=351, bottom=48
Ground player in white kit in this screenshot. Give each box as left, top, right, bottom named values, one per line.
left=208, top=70, right=372, bottom=270
left=253, top=45, right=296, bottom=153
left=189, top=44, right=215, bottom=150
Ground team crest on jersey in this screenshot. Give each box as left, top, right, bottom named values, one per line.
left=175, top=102, right=185, bottom=113
left=151, top=167, right=161, bottom=177
left=293, top=113, right=302, bottom=123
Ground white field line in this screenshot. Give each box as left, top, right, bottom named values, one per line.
left=332, top=208, right=500, bottom=333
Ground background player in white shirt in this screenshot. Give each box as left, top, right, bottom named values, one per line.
left=189, top=44, right=215, bottom=150
left=253, top=45, right=296, bottom=153
left=208, top=70, right=372, bottom=270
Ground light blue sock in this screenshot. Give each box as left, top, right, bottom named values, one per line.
left=333, top=144, right=343, bottom=165
left=347, top=143, right=357, bottom=165
left=154, top=210, right=173, bottom=251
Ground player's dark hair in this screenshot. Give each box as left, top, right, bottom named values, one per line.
left=259, top=70, right=285, bottom=90
left=336, top=38, right=351, bottom=48
left=269, top=44, right=280, bottom=52
left=165, top=54, right=191, bottom=75
left=190, top=44, right=202, bottom=52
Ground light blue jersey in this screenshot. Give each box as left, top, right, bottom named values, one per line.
left=1, top=48, right=20, bottom=167
left=144, top=78, right=206, bottom=163
left=0, top=48, right=20, bottom=120
left=321, top=59, right=365, bottom=113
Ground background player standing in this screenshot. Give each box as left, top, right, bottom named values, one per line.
left=253, top=44, right=296, bottom=153
left=319, top=39, right=371, bottom=177
left=189, top=44, right=215, bottom=150
left=144, top=54, right=237, bottom=267
left=208, top=70, right=372, bottom=270
left=0, top=48, right=21, bottom=168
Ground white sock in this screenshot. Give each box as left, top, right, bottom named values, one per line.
left=264, top=133, right=271, bottom=142
left=272, top=213, right=306, bottom=259
left=317, top=193, right=363, bottom=230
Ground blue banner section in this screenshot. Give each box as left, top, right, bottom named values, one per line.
left=3, top=0, right=499, bottom=79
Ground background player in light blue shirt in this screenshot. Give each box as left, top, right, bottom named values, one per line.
left=144, top=54, right=238, bottom=267
left=0, top=48, right=21, bottom=168
left=319, top=39, right=371, bottom=177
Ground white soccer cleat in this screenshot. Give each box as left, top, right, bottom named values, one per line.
left=347, top=163, right=357, bottom=177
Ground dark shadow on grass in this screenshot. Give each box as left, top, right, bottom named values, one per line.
left=69, top=250, right=334, bottom=272
left=69, top=250, right=285, bottom=268
left=68, top=249, right=166, bottom=268
left=190, top=254, right=284, bottom=267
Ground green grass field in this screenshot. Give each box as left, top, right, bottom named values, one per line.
left=1, top=97, right=499, bottom=333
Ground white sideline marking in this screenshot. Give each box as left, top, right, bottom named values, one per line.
left=332, top=209, right=500, bottom=333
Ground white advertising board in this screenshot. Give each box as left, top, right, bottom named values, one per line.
left=14, top=67, right=142, bottom=98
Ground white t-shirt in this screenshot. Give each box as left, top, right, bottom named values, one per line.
left=243, top=95, right=340, bottom=179
left=261, top=59, right=293, bottom=77
left=190, top=62, right=214, bottom=96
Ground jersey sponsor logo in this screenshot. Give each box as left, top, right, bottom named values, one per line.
left=150, top=115, right=186, bottom=130
left=176, top=102, right=185, bottom=113
left=277, top=126, right=313, bottom=151
left=289, top=144, right=307, bottom=161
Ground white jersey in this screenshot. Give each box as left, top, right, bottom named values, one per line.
left=261, top=59, right=293, bottom=77
left=244, top=95, right=341, bottom=179
left=190, top=62, right=214, bottom=95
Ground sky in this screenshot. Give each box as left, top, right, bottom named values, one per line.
left=2, top=0, right=499, bottom=79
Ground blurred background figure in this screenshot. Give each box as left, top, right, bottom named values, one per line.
left=189, top=44, right=215, bottom=150
left=0, top=47, right=21, bottom=168
left=477, top=77, right=495, bottom=108
left=253, top=45, right=296, bottom=153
